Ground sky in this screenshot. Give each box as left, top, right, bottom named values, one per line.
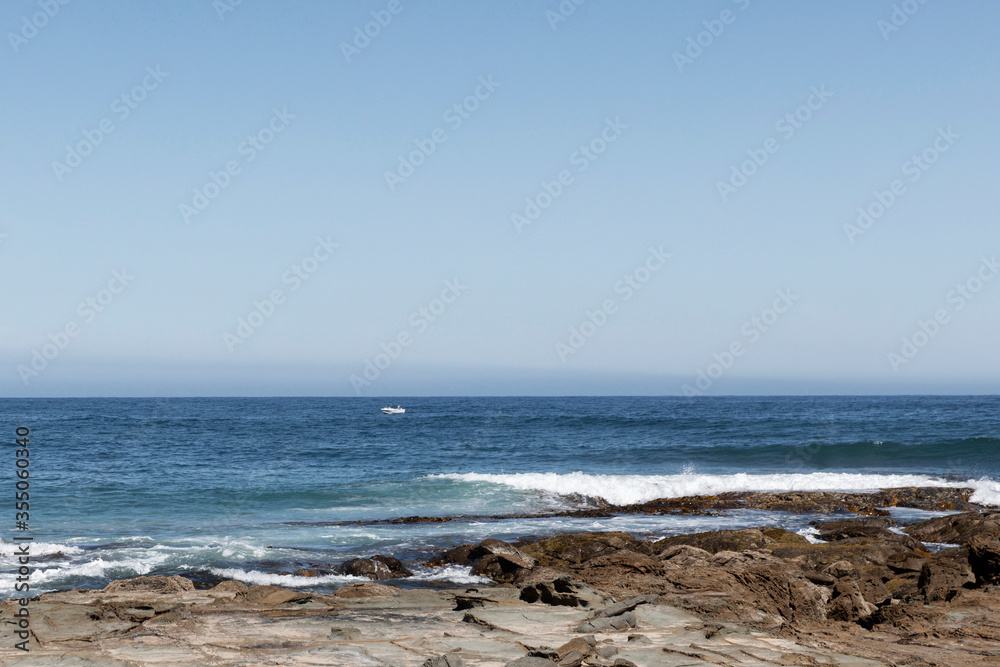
left=1, top=0, right=998, bottom=397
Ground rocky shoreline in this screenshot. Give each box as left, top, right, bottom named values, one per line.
left=2, top=487, right=999, bottom=666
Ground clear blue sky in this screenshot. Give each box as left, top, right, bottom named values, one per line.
left=2, top=0, right=998, bottom=396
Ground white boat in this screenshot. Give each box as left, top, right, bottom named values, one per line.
left=381, top=405, right=405, bottom=414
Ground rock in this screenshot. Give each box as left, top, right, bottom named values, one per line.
left=336, top=555, right=412, bottom=580
left=828, top=579, right=877, bottom=622
left=658, top=544, right=712, bottom=566
left=556, top=636, right=596, bottom=659
left=505, top=658, right=558, bottom=667
left=443, top=539, right=536, bottom=583
left=968, top=537, right=1000, bottom=585
left=332, top=582, right=400, bottom=598
left=574, top=611, right=636, bottom=633
left=422, top=654, right=464, bottom=667
left=904, top=511, right=1000, bottom=546
left=596, top=644, right=619, bottom=658
left=519, top=532, right=651, bottom=567
left=519, top=576, right=609, bottom=608
left=815, top=518, right=925, bottom=551
left=556, top=650, right=585, bottom=667
left=467, top=539, right=537, bottom=568
left=590, top=594, right=658, bottom=618
left=654, top=527, right=807, bottom=554
left=613, top=660, right=639, bottom=667
left=918, top=560, right=974, bottom=601
left=372, top=554, right=414, bottom=577
left=103, top=575, right=195, bottom=594
left=329, top=627, right=361, bottom=640
left=211, top=580, right=249, bottom=593
left=244, top=585, right=313, bottom=606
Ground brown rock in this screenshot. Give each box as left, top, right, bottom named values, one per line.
left=332, top=582, right=400, bottom=598
left=212, top=580, right=250, bottom=593
left=103, top=575, right=195, bottom=595
left=519, top=532, right=650, bottom=567
left=654, top=527, right=807, bottom=554
left=918, top=560, right=974, bottom=601
left=904, top=510, right=1000, bottom=546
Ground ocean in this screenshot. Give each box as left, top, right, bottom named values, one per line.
left=2, top=396, right=999, bottom=597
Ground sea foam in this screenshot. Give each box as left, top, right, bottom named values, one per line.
left=431, top=471, right=1000, bottom=507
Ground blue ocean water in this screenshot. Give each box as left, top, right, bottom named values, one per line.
left=1, top=396, right=998, bottom=596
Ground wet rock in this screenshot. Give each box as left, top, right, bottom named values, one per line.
left=335, top=554, right=412, bottom=580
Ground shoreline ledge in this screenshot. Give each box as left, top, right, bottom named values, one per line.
left=2, top=491, right=999, bottom=665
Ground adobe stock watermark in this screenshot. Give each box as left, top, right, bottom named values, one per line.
left=8, top=0, right=71, bottom=54
left=384, top=75, right=501, bottom=192
left=341, top=0, right=403, bottom=63
left=878, top=0, right=931, bottom=41
left=887, top=255, right=997, bottom=372
left=682, top=288, right=799, bottom=396
left=179, top=108, right=294, bottom=224
left=512, top=117, right=628, bottom=233
left=17, top=269, right=135, bottom=385
left=350, top=279, right=467, bottom=394
left=223, top=236, right=339, bottom=352
left=546, top=0, right=586, bottom=31
left=717, top=85, right=832, bottom=202
left=51, top=66, right=168, bottom=182
left=843, top=127, right=958, bottom=244
left=556, top=246, right=671, bottom=363
left=213, top=0, right=243, bottom=21
left=672, top=0, right=751, bottom=73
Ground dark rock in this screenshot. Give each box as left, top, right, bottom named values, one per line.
left=519, top=576, right=609, bottom=608
left=335, top=555, right=412, bottom=580
left=967, top=537, right=1000, bottom=585
left=904, top=511, right=1000, bottom=546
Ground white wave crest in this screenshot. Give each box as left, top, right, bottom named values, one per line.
left=0, top=540, right=84, bottom=559
left=407, top=564, right=491, bottom=585
left=431, top=472, right=1000, bottom=507
left=208, top=567, right=363, bottom=587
